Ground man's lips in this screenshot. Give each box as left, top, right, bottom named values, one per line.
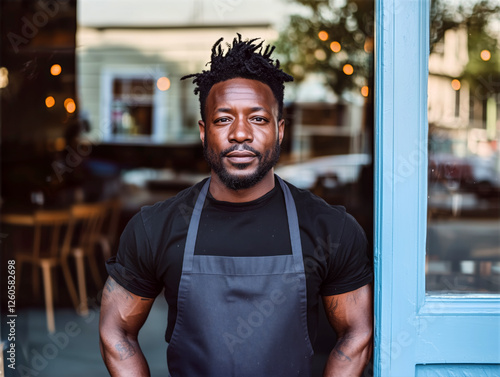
left=224, top=150, right=257, bottom=164
left=225, top=151, right=255, bottom=157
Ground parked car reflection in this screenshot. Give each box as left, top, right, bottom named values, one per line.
left=428, top=153, right=500, bottom=217
left=275, top=153, right=373, bottom=241
left=427, top=153, right=500, bottom=293
left=276, top=153, right=371, bottom=190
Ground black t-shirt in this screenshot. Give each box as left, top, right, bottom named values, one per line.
left=107, top=176, right=372, bottom=345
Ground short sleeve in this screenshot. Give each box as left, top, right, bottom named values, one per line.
left=106, top=212, right=163, bottom=298
left=320, top=213, right=373, bottom=296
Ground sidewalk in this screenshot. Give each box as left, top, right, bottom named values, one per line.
left=5, top=298, right=169, bottom=377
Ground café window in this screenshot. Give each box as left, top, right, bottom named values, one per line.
left=101, top=67, right=169, bottom=143
left=426, top=16, right=500, bottom=294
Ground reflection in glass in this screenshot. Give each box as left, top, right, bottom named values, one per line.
left=427, top=0, right=500, bottom=294
left=76, top=0, right=376, bottom=238
left=111, top=78, right=154, bottom=137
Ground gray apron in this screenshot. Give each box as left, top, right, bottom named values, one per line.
left=167, top=176, right=314, bottom=376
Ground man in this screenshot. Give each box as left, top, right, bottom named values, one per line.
left=100, top=34, right=373, bottom=377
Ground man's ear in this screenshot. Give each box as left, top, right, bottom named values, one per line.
left=278, top=119, right=285, bottom=145
left=198, top=120, right=206, bottom=145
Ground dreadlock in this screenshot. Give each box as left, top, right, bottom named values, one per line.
left=181, top=34, right=294, bottom=122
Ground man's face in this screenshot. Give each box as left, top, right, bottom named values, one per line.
left=199, top=78, right=284, bottom=191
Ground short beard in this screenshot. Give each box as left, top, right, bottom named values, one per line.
left=203, top=137, right=281, bottom=191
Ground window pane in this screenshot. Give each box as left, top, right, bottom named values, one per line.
left=112, top=78, right=154, bottom=137
left=426, top=0, right=500, bottom=294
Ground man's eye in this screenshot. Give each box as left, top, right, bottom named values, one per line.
left=253, top=117, right=268, bottom=123
left=214, top=117, right=231, bottom=123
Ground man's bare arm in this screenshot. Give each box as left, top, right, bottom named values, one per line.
left=322, top=284, right=373, bottom=377
left=99, top=276, right=155, bottom=376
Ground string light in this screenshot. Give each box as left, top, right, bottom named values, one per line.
left=50, top=64, right=62, bottom=76
left=330, top=41, right=341, bottom=53
left=318, top=31, right=329, bottom=41
left=480, top=50, right=491, bottom=61
left=45, top=96, right=55, bottom=108
left=451, top=79, right=461, bottom=91
left=343, top=64, right=354, bottom=75
left=361, top=86, right=369, bottom=97
left=157, top=77, right=171, bottom=91
left=64, top=98, right=76, bottom=113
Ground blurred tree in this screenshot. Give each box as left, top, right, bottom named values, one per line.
left=275, top=0, right=376, bottom=255
left=430, top=0, right=499, bottom=52
left=276, top=0, right=499, bottom=98
left=431, top=0, right=500, bottom=95
left=275, top=0, right=374, bottom=98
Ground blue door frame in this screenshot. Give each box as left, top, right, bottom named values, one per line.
left=374, top=0, right=500, bottom=376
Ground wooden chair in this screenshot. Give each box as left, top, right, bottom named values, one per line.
left=16, top=210, right=80, bottom=333
left=70, top=202, right=108, bottom=316
left=97, top=198, right=121, bottom=261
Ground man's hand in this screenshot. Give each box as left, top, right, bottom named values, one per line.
left=322, top=284, right=373, bottom=377
left=99, top=277, right=155, bottom=376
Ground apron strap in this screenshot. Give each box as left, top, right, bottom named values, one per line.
left=276, top=176, right=304, bottom=273
left=182, top=177, right=210, bottom=272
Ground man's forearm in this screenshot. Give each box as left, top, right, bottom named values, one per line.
left=100, top=333, right=150, bottom=377
left=323, top=334, right=372, bottom=377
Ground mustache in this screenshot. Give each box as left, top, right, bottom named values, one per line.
left=220, top=144, right=262, bottom=158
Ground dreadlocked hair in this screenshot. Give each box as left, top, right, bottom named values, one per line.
left=181, top=34, right=294, bottom=122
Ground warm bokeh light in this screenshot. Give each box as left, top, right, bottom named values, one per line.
left=0, top=67, right=8, bottom=89
left=451, top=79, right=461, bottom=91
left=318, top=31, right=329, bottom=41
left=64, top=98, right=76, bottom=113
left=343, top=64, right=354, bottom=75
left=45, top=96, right=55, bottom=108
left=361, top=86, right=369, bottom=97
left=480, top=49, right=491, bottom=61
left=330, top=41, right=341, bottom=53
left=50, top=64, right=62, bottom=76
left=314, top=49, right=327, bottom=61
left=54, top=137, right=66, bottom=151
left=157, top=77, right=171, bottom=91
left=66, top=102, right=76, bottom=113
left=364, top=38, right=374, bottom=53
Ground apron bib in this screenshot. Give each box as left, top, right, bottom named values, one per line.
left=167, top=176, right=313, bottom=376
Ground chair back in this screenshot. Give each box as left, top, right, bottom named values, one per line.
left=32, top=210, right=72, bottom=260
left=102, top=198, right=121, bottom=248
left=70, top=202, right=107, bottom=253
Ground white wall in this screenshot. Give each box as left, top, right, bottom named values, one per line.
left=77, top=0, right=297, bottom=29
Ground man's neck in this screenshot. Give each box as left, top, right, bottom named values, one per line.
left=208, top=171, right=276, bottom=203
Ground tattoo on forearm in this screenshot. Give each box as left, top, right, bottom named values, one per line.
left=115, top=340, right=136, bottom=360
left=105, top=278, right=115, bottom=292
left=333, top=337, right=352, bottom=362
left=104, top=278, right=133, bottom=300
left=334, top=349, right=352, bottom=362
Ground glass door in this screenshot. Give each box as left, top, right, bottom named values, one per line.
left=374, top=0, right=500, bottom=375
left=426, top=0, right=500, bottom=295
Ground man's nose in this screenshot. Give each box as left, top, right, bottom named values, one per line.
left=228, top=117, right=253, bottom=143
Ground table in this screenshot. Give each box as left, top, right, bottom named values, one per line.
left=0, top=213, right=35, bottom=226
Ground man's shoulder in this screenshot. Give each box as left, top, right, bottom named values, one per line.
left=281, top=177, right=347, bottom=219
